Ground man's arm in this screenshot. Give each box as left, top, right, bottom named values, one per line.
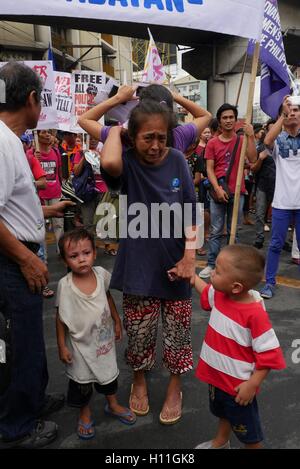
left=171, top=91, right=212, bottom=136
left=264, top=116, right=285, bottom=149
left=264, top=97, right=290, bottom=148
left=250, top=149, right=269, bottom=174
left=206, top=159, right=229, bottom=203
left=0, top=221, right=48, bottom=293
left=42, top=200, right=74, bottom=218
left=78, top=85, right=137, bottom=140
left=244, top=124, right=257, bottom=163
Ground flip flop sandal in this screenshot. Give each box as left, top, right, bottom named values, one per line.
left=129, top=384, right=149, bottom=416
left=77, top=419, right=95, bottom=440
left=104, top=403, right=137, bottom=425
left=159, top=392, right=183, bottom=425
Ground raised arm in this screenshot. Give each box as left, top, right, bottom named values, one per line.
left=101, top=125, right=123, bottom=177
left=171, top=91, right=212, bottom=136
left=264, top=97, right=290, bottom=148
left=244, top=124, right=257, bottom=163
left=78, top=85, right=137, bottom=140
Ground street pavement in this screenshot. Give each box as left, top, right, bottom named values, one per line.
left=43, top=222, right=300, bottom=449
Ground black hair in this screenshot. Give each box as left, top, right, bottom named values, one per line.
left=128, top=99, right=172, bottom=143
left=216, top=103, right=238, bottom=122
left=209, top=117, right=219, bottom=134
left=222, top=244, right=265, bottom=289
left=138, top=85, right=177, bottom=145
left=0, top=61, right=42, bottom=112
left=253, top=123, right=263, bottom=134
left=139, top=84, right=174, bottom=111
left=265, top=118, right=276, bottom=131
left=58, top=228, right=95, bottom=261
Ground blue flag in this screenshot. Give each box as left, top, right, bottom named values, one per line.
left=47, top=43, right=56, bottom=71
left=248, top=0, right=290, bottom=119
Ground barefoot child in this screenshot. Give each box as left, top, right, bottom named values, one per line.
left=56, top=228, right=136, bottom=440
left=193, top=244, right=285, bottom=449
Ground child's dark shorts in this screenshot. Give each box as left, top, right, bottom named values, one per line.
left=67, top=378, right=118, bottom=408
left=208, top=385, right=264, bottom=444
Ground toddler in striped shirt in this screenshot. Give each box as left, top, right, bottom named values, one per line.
left=194, top=244, right=285, bottom=449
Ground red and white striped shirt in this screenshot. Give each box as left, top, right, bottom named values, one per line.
left=196, top=285, right=286, bottom=396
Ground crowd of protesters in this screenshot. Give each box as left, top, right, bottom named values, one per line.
left=0, top=61, right=296, bottom=449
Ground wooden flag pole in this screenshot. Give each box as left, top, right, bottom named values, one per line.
left=229, top=41, right=260, bottom=245
left=235, top=51, right=248, bottom=107
left=33, top=130, right=40, bottom=152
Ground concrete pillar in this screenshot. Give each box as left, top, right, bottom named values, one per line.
left=207, top=72, right=251, bottom=118
left=68, top=30, right=81, bottom=62
left=34, top=25, right=51, bottom=60
left=34, top=25, right=51, bottom=45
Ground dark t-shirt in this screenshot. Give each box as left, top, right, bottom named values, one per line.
left=255, top=143, right=276, bottom=195
left=102, top=147, right=197, bottom=300
left=186, top=153, right=202, bottom=179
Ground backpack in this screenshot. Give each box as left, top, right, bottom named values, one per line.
left=72, top=154, right=97, bottom=202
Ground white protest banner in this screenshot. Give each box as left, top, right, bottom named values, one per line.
left=54, top=72, right=73, bottom=131
left=71, top=70, right=106, bottom=132
left=0, top=60, right=57, bottom=129
left=142, top=29, right=166, bottom=84
left=27, top=61, right=57, bottom=129
left=0, top=0, right=265, bottom=41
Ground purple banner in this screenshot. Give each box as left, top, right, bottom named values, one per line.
left=248, top=0, right=290, bottom=118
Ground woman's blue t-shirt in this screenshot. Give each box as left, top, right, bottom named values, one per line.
left=102, top=147, right=197, bottom=300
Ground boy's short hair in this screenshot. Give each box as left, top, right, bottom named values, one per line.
left=222, top=244, right=265, bottom=290
left=59, top=228, right=95, bottom=260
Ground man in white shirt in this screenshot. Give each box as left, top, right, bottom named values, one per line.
left=0, top=62, right=71, bottom=448
left=260, top=98, right=300, bottom=299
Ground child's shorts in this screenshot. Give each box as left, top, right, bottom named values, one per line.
left=208, top=385, right=264, bottom=445
left=67, top=378, right=118, bottom=408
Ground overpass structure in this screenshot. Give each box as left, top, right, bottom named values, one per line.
left=0, top=0, right=300, bottom=116
left=182, top=0, right=300, bottom=116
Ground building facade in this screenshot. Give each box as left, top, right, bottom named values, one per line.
left=0, top=21, right=133, bottom=81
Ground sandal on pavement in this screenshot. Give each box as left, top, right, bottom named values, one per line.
left=159, top=392, right=182, bottom=425
left=77, top=419, right=95, bottom=440
left=104, top=403, right=137, bottom=425
left=129, top=384, right=149, bottom=416
left=42, top=286, right=55, bottom=298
